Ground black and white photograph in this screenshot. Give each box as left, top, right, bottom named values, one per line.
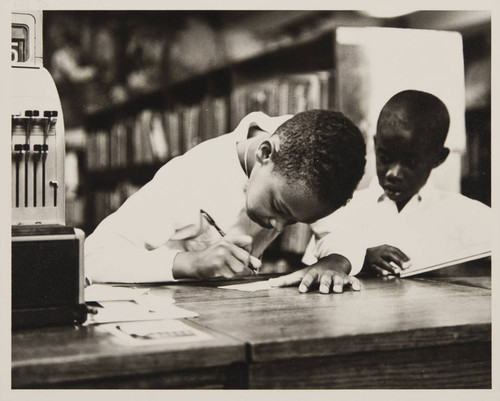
left=3, top=0, right=499, bottom=398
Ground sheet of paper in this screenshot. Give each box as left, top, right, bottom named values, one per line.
left=85, top=300, right=198, bottom=325
left=218, top=280, right=275, bottom=292
left=100, top=319, right=212, bottom=346
left=85, top=284, right=150, bottom=302
left=133, top=294, right=176, bottom=310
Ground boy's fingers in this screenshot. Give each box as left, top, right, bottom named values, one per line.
left=372, top=264, right=389, bottom=276
left=348, top=276, right=361, bottom=291
left=226, top=242, right=252, bottom=266
left=226, top=235, right=255, bottom=257
left=268, top=269, right=306, bottom=287
left=225, top=254, right=245, bottom=274
left=378, top=258, right=400, bottom=274
left=387, top=246, right=411, bottom=267
left=332, top=275, right=344, bottom=293
left=388, top=252, right=406, bottom=269
left=319, top=275, right=333, bottom=294
left=299, top=270, right=318, bottom=293
left=225, top=235, right=253, bottom=248
left=249, top=255, right=262, bottom=269
left=225, top=237, right=262, bottom=270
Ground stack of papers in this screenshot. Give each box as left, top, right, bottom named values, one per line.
left=84, top=284, right=197, bottom=325
left=86, top=300, right=198, bottom=325
left=85, top=284, right=150, bottom=302
left=85, top=284, right=211, bottom=344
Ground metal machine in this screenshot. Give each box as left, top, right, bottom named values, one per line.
left=11, top=10, right=87, bottom=329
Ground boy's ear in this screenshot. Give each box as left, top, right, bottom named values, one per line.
left=433, top=147, right=450, bottom=167
left=255, top=139, right=277, bottom=164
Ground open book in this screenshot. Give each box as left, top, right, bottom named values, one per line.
left=398, top=241, right=491, bottom=278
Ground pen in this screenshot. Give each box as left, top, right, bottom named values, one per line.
left=200, top=209, right=258, bottom=273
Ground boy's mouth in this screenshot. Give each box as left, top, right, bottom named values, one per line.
left=383, top=185, right=403, bottom=199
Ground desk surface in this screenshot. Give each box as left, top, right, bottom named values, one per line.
left=12, top=259, right=491, bottom=389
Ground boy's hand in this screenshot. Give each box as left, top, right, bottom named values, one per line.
left=364, top=245, right=411, bottom=276
left=173, top=235, right=261, bottom=280
left=269, top=254, right=361, bottom=294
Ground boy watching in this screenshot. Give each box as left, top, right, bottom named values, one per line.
left=271, top=89, right=490, bottom=288
left=85, top=110, right=366, bottom=293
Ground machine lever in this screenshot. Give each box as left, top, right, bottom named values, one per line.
left=49, top=180, right=58, bottom=207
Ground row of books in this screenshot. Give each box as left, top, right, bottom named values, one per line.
left=86, top=95, right=229, bottom=171
left=230, top=71, right=333, bottom=128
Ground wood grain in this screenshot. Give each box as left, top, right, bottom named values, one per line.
left=248, top=341, right=491, bottom=389
left=174, top=278, right=491, bottom=361
left=22, top=364, right=246, bottom=389
left=12, top=320, right=245, bottom=388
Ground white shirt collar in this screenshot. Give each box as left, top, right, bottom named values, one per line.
left=368, top=177, right=434, bottom=205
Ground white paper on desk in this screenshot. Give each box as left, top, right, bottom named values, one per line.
left=218, top=280, right=274, bottom=292
left=86, top=300, right=198, bottom=325
left=85, top=284, right=150, bottom=302
left=101, top=319, right=212, bottom=346
left=133, top=294, right=176, bottom=310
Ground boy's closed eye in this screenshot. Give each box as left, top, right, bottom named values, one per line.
left=272, top=199, right=296, bottom=224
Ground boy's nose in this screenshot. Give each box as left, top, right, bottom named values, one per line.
left=386, top=163, right=403, bottom=181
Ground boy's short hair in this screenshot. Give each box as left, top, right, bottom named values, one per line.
left=273, top=109, right=366, bottom=210
left=377, top=90, right=450, bottom=147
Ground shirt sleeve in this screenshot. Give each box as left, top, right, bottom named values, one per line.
left=84, top=156, right=200, bottom=283
left=304, top=196, right=368, bottom=276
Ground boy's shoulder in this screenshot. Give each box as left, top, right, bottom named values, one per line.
left=429, top=188, right=489, bottom=209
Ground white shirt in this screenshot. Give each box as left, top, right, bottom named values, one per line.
left=305, top=178, right=491, bottom=275
left=85, top=112, right=292, bottom=283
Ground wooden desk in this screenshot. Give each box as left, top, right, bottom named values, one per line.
left=11, top=320, right=247, bottom=389
left=12, top=260, right=491, bottom=389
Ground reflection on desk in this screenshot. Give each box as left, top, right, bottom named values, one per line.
left=12, top=259, right=491, bottom=389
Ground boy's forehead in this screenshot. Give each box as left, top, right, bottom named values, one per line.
left=377, top=116, right=436, bottom=148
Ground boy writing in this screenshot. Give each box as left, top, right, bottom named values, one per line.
left=85, top=110, right=366, bottom=293
left=271, top=90, right=490, bottom=288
